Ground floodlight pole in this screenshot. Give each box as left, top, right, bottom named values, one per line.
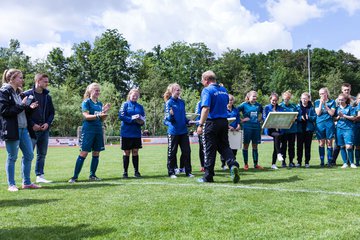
left=307, top=44, right=311, bottom=97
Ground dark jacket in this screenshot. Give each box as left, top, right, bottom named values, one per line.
left=23, top=86, right=55, bottom=127
left=0, top=84, right=36, bottom=141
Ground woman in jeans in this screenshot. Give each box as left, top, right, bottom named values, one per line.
left=0, top=69, right=40, bottom=192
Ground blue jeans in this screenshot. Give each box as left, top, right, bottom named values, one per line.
left=5, top=128, right=34, bottom=186
left=32, top=130, right=49, bottom=176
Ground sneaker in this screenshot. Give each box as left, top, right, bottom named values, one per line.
left=8, top=185, right=19, bottom=192
left=289, top=163, right=295, bottom=168
left=271, top=164, right=278, bottom=170
left=341, top=163, right=348, bottom=169
left=230, top=166, right=240, bottom=183
left=296, top=163, right=302, bottom=168
left=277, top=153, right=284, bottom=161
left=179, top=168, right=185, bottom=173
left=68, top=177, right=77, bottom=183
left=134, top=171, right=142, bottom=178
left=305, top=164, right=310, bottom=168
left=36, top=175, right=52, bottom=183
left=200, top=167, right=205, bottom=172
left=197, top=177, right=214, bottom=183
left=281, top=163, right=287, bottom=168
left=187, top=173, right=195, bottom=178
left=170, top=174, right=177, bottom=179
left=22, top=183, right=41, bottom=189
left=222, top=165, right=228, bottom=170
left=255, top=164, right=264, bottom=170
left=175, top=168, right=180, bottom=175
left=350, top=164, right=357, bottom=169
left=89, top=176, right=102, bottom=181
left=123, top=172, right=128, bottom=179
left=244, top=164, right=249, bottom=171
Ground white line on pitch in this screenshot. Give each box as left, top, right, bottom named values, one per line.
left=107, top=181, right=360, bottom=197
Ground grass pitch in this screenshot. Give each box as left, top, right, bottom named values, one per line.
left=1, top=142, right=360, bottom=239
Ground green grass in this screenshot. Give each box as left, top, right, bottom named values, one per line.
left=1, top=142, right=360, bottom=240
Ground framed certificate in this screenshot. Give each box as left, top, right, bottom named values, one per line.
left=262, top=112, right=298, bottom=129
left=186, top=113, right=200, bottom=121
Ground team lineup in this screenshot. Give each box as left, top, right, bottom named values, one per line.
left=1, top=69, right=360, bottom=191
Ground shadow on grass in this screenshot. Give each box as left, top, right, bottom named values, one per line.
left=0, top=224, right=116, bottom=239
left=240, top=175, right=303, bottom=185
left=42, top=183, right=120, bottom=190
left=0, top=199, right=60, bottom=208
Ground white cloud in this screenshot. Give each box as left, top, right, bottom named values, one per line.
left=266, top=0, right=323, bottom=28
left=0, top=0, right=296, bottom=60
left=21, top=42, right=73, bottom=61
left=340, top=40, right=360, bottom=58
left=320, top=0, right=360, bottom=15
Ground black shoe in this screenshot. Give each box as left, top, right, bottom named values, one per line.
left=134, top=171, right=141, bottom=178
left=89, top=175, right=102, bottom=181
left=289, top=162, right=295, bottom=168
left=123, top=172, right=128, bottom=179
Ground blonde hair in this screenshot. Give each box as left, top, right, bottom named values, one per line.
left=163, top=83, right=180, bottom=102
left=282, top=90, right=292, bottom=99
left=319, top=87, right=330, bottom=98
left=83, top=82, right=100, bottom=100
left=269, top=92, right=279, bottom=101
left=127, top=88, right=140, bottom=101
left=2, top=69, right=22, bottom=84
left=301, top=92, right=311, bottom=99
left=245, top=90, right=257, bottom=102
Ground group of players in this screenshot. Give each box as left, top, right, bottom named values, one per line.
left=2, top=68, right=360, bottom=191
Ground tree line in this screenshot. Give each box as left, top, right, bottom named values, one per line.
left=1, top=29, right=359, bottom=136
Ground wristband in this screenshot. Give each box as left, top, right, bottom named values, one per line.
left=96, top=113, right=100, bottom=119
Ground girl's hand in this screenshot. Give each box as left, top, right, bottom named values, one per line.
left=102, top=103, right=111, bottom=114
left=30, top=101, right=39, bottom=109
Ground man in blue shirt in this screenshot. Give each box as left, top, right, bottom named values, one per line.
left=196, top=70, right=240, bottom=183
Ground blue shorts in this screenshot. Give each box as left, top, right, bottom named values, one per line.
left=353, top=126, right=360, bottom=146
left=79, top=131, right=105, bottom=152
left=316, top=120, right=335, bottom=140
left=336, top=128, right=353, bottom=146
left=243, top=127, right=261, bottom=145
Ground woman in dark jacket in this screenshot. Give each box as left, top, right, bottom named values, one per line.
left=0, top=69, right=39, bottom=192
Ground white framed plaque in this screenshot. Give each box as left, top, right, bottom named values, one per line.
left=228, top=130, right=243, bottom=150
left=262, top=112, right=298, bottom=129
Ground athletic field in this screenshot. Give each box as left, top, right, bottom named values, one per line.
left=1, top=142, right=359, bottom=239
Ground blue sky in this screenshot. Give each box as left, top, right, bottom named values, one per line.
left=1, top=0, right=360, bottom=60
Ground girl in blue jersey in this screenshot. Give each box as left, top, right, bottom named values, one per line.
left=119, top=89, right=145, bottom=178
left=69, top=83, right=110, bottom=183
left=220, top=94, right=241, bottom=169
left=263, top=92, right=284, bottom=170
left=296, top=92, right=316, bottom=168
left=314, top=87, right=336, bottom=167
left=355, top=93, right=360, bottom=166
left=279, top=91, right=298, bottom=168
left=163, top=83, right=193, bottom=178
left=334, top=93, right=357, bottom=168
left=238, top=90, right=264, bottom=170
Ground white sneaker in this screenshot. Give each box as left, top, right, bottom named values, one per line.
left=8, top=185, right=19, bottom=192
left=341, top=164, right=348, bottom=169
left=271, top=164, right=278, bottom=170
left=187, top=174, right=195, bottom=178
left=222, top=166, right=228, bottom=170
left=36, top=175, right=52, bottom=183
left=174, top=169, right=180, bottom=175
left=170, top=175, right=177, bottom=179
left=305, top=164, right=310, bottom=168
left=350, top=164, right=357, bottom=169
left=277, top=153, right=284, bottom=161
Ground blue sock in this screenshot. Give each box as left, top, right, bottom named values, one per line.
left=90, top=156, right=99, bottom=177
left=242, top=149, right=248, bottom=165
left=327, top=147, right=333, bottom=164
left=252, top=149, right=258, bottom=166
left=340, top=148, right=347, bottom=164
left=319, top=146, right=325, bottom=165
left=347, top=149, right=354, bottom=164
left=355, top=149, right=360, bottom=165
left=74, top=156, right=85, bottom=178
